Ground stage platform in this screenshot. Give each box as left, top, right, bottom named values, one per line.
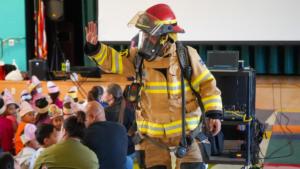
left=0, top=75, right=299, bottom=111
left=0, top=74, right=131, bottom=102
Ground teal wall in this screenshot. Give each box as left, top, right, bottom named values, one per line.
left=0, top=0, right=27, bottom=71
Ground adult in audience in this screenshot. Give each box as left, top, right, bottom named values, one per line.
left=88, top=86, right=104, bottom=103
left=29, top=124, right=58, bottom=169
left=83, top=101, right=128, bottom=169
left=34, top=112, right=99, bottom=169
left=15, top=101, right=35, bottom=154
left=0, top=97, right=14, bottom=153
left=102, top=83, right=135, bottom=124
left=102, top=83, right=136, bottom=163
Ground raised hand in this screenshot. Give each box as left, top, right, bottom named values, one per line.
left=85, top=21, right=98, bottom=45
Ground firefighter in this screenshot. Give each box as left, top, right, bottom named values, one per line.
left=84, top=4, right=222, bottom=169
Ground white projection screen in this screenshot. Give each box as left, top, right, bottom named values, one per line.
left=98, top=0, right=300, bottom=42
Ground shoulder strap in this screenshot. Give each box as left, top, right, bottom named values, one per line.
left=175, top=42, right=205, bottom=113
left=175, top=42, right=207, bottom=138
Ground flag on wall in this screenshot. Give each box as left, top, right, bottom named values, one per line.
left=34, top=0, right=47, bottom=60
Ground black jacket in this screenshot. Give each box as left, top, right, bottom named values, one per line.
left=83, top=121, right=128, bottom=169
left=105, top=99, right=136, bottom=155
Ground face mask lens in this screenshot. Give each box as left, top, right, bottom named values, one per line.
left=137, top=31, right=164, bottom=61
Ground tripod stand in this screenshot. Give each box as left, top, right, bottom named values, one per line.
left=50, top=22, right=65, bottom=72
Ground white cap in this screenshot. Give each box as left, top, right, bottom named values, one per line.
left=47, top=81, right=59, bottom=94
left=21, top=123, right=37, bottom=144
left=19, top=101, right=34, bottom=117
left=28, top=75, right=41, bottom=92
left=5, top=70, right=23, bottom=81
left=3, top=88, right=18, bottom=107
left=68, top=86, right=78, bottom=99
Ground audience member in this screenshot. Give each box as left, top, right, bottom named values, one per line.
left=29, top=124, right=57, bottom=169
left=35, top=97, right=51, bottom=126
left=62, top=95, right=75, bottom=119
left=88, top=86, right=104, bottom=103
left=20, top=90, right=32, bottom=103
left=83, top=101, right=128, bottom=169
left=28, top=76, right=43, bottom=109
left=15, top=123, right=39, bottom=169
left=47, top=81, right=63, bottom=109
left=3, top=89, right=19, bottom=131
left=67, top=86, right=78, bottom=103
left=0, top=97, right=14, bottom=153
left=15, top=102, right=35, bottom=154
left=34, top=112, right=99, bottom=169
left=102, top=83, right=136, bottom=160
left=48, top=104, right=63, bottom=131
left=0, top=152, right=15, bottom=169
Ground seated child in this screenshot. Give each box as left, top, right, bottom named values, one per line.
left=15, top=123, right=39, bottom=169
left=29, top=124, right=58, bottom=169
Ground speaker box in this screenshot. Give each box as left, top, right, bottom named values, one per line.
left=29, top=59, right=48, bottom=80
left=47, top=0, right=64, bottom=21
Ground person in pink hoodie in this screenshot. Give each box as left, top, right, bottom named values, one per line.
left=47, top=81, right=63, bottom=109
left=0, top=97, right=14, bottom=153
left=35, top=96, right=51, bottom=126
left=2, top=88, right=19, bottom=131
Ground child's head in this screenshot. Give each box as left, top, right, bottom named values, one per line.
left=2, top=88, right=19, bottom=115
left=19, top=101, right=35, bottom=123
left=20, top=90, right=32, bottom=103
left=0, top=152, right=14, bottom=169
left=63, top=96, right=75, bottom=119
left=6, top=104, right=18, bottom=116
left=52, top=116, right=63, bottom=131
left=49, top=104, right=63, bottom=131
left=35, top=97, right=49, bottom=114
left=28, top=75, right=42, bottom=96
left=67, top=86, right=78, bottom=103
left=47, top=81, right=60, bottom=103
left=36, top=124, right=58, bottom=148
left=21, top=123, right=39, bottom=150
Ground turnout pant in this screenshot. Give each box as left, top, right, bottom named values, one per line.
left=137, top=136, right=204, bottom=169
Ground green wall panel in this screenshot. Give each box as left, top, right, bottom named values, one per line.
left=269, top=46, right=280, bottom=74
left=284, top=46, right=295, bottom=74
left=254, top=46, right=267, bottom=74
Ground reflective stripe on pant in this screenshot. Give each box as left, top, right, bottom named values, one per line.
left=140, top=137, right=203, bottom=169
